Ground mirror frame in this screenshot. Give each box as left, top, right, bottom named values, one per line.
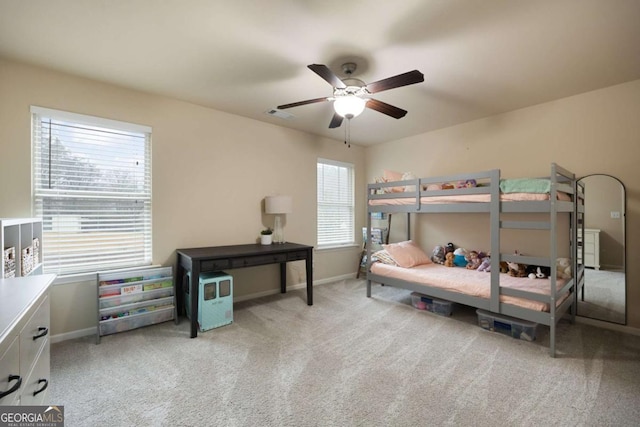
left=577, top=174, right=627, bottom=324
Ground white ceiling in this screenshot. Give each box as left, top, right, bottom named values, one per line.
left=1, top=0, right=639, bottom=146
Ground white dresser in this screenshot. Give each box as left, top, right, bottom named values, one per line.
left=578, top=228, right=600, bottom=270
left=0, top=274, right=55, bottom=405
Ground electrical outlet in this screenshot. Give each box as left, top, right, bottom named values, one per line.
left=611, top=211, right=621, bottom=219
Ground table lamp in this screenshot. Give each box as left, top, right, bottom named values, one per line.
left=265, top=195, right=292, bottom=244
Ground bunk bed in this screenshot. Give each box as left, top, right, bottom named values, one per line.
left=366, top=163, right=584, bottom=357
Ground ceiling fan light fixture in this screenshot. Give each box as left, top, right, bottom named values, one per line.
left=333, top=95, right=366, bottom=119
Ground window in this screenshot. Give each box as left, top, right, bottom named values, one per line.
left=317, top=158, right=355, bottom=248
left=31, top=106, right=152, bottom=275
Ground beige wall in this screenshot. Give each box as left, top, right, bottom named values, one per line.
left=366, top=79, right=640, bottom=328
left=0, top=58, right=365, bottom=336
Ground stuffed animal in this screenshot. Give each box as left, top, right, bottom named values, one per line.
left=444, top=252, right=455, bottom=267
left=456, top=179, right=477, bottom=188
left=556, top=257, right=572, bottom=279
left=526, top=265, right=550, bottom=279
left=465, top=251, right=482, bottom=270
left=477, top=256, right=491, bottom=272
left=507, top=261, right=528, bottom=278
left=453, top=248, right=468, bottom=267
left=431, top=245, right=445, bottom=264
left=499, top=261, right=509, bottom=273
left=444, top=242, right=455, bottom=255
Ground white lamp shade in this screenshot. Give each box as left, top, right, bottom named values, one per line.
left=265, top=195, right=292, bottom=214
left=334, top=96, right=366, bottom=118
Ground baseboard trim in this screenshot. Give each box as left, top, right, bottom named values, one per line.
left=232, top=273, right=355, bottom=302
left=575, top=316, right=640, bottom=337
left=51, top=327, right=96, bottom=344
left=52, top=273, right=357, bottom=343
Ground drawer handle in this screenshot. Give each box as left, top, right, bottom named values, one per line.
left=0, top=375, right=22, bottom=399
left=33, top=327, right=49, bottom=340
left=33, top=379, right=49, bottom=397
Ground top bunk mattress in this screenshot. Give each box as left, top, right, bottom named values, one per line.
left=369, top=191, right=571, bottom=206
left=371, top=262, right=567, bottom=312
left=368, top=170, right=576, bottom=207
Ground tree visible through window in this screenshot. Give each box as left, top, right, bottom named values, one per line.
left=317, top=158, right=355, bottom=247
left=31, top=106, right=152, bottom=275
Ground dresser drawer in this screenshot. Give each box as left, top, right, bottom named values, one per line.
left=231, top=253, right=287, bottom=268
left=287, top=250, right=308, bottom=261
left=19, top=295, right=50, bottom=380
left=201, top=259, right=230, bottom=272
left=20, top=343, right=50, bottom=407
left=0, top=336, right=21, bottom=406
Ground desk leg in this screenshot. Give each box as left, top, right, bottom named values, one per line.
left=280, top=262, right=287, bottom=293
left=175, top=260, right=184, bottom=324
left=306, top=250, right=313, bottom=305
left=190, top=263, right=200, bottom=338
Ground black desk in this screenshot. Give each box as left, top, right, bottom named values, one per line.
left=176, top=242, right=313, bottom=337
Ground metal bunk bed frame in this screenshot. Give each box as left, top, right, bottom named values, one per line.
left=365, top=163, right=583, bottom=357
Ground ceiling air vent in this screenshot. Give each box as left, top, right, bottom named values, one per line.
left=265, top=109, right=295, bottom=120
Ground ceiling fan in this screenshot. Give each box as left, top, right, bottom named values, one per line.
left=277, top=63, right=424, bottom=129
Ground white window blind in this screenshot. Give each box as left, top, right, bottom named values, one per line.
left=31, top=106, right=152, bottom=275
left=317, top=158, right=355, bottom=247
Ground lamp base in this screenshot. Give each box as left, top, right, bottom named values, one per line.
left=273, top=215, right=285, bottom=244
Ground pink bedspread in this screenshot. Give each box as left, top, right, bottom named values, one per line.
left=371, top=262, right=567, bottom=312
left=369, top=192, right=571, bottom=206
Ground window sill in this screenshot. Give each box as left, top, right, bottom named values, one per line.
left=316, top=244, right=359, bottom=252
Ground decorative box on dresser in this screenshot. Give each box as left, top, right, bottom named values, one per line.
left=1, top=218, right=43, bottom=278
left=0, top=274, right=55, bottom=405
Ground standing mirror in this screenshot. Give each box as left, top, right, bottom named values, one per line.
left=577, top=174, right=626, bottom=324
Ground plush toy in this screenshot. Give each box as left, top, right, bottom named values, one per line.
left=556, top=257, right=572, bottom=279
left=465, top=251, right=482, bottom=270
left=453, top=248, right=468, bottom=267
left=444, top=242, right=455, bottom=255
left=456, top=179, right=477, bottom=188
left=477, top=256, right=491, bottom=272
left=526, top=265, right=550, bottom=279
left=507, top=261, right=528, bottom=278
left=444, top=252, right=455, bottom=267
left=499, top=261, right=509, bottom=273
left=431, top=245, right=445, bottom=264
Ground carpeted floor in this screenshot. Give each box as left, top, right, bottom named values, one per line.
left=51, top=279, right=640, bottom=426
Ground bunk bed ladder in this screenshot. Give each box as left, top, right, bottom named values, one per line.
left=489, top=169, right=501, bottom=313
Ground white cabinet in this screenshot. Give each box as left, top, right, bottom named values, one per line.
left=1, top=218, right=43, bottom=278
left=578, top=228, right=600, bottom=270
left=97, top=266, right=174, bottom=343
left=0, top=274, right=55, bottom=406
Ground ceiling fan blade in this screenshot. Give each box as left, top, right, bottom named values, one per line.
left=277, top=97, right=329, bottom=109
left=365, top=70, right=424, bottom=94
left=366, top=99, right=408, bottom=119
left=308, top=64, right=347, bottom=89
left=328, top=112, right=344, bottom=128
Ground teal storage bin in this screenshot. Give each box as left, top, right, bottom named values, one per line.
left=185, top=271, right=233, bottom=331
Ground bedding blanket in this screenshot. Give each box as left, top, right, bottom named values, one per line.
left=499, top=178, right=551, bottom=194
left=371, top=262, right=567, bottom=312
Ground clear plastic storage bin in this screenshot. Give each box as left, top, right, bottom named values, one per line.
left=476, top=309, right=537, bottom=341
left=410, top=292, right=453, bottom=316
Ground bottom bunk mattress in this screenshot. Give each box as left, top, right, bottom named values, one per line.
left=370, top=262, right=568, bottom=312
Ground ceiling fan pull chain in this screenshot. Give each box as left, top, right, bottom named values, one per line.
left=344, top=121, right=347, bottom=145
